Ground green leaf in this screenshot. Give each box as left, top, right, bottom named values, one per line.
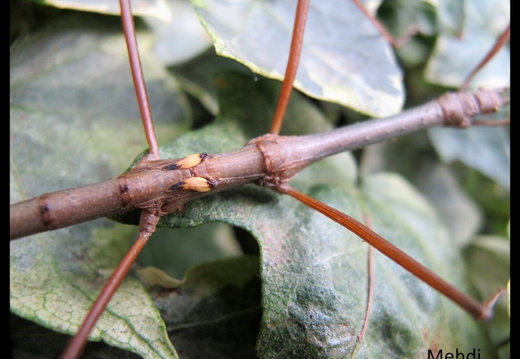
left=428, top=125, right=510, bottom=191
left=170, top=50, right=255, bottom=116
left=378, top=0, right=437, bottom=67
left=39, top=0, right=214, bottom=66
left=464, top=235, right=510, bottom=359
left=152, top=256, right=262, bottom=358
left=37, top=0, right=173, bottom=21
left=361, top=141, right=484, bottom=247
left=135, top=72, right=494, bottom=358
left=137, top=223, right=243, bottom=280
left=10, top=226, right=178, bottom=358
left=10, top=12, right=191, bottom=358
left=424, top=0, right=510, bottom=89
left=142, top=0, right=213, bottom=66
left=378, top=0, right=437, bottom=39
left=191, top=0, right=404, bottom=117
left=422, top=0, right=511, bottom=193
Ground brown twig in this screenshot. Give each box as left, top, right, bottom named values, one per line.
left=10, top=88, right=508, bottom=240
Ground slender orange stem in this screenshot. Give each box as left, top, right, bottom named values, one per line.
left=285, top=186, right=492, bottom=320
left=460, top=24, right=510, bottom=92
left=119, top=0, right=159, bottom=158
left=269, top=0, right=310, bottom=135
left=60, top=212, right=159, bottom=359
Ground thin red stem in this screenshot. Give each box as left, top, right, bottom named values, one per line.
left=60, top=212, right=159, bottom=359
left=269, top=0, right=310, bottom=135
left=460, top=24, right=510, bottom=92
left=119, top=0, right=159, bottom=158
left=285, top=186, right=492, bottom=320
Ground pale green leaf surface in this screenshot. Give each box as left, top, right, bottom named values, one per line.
left=428, top=126, right=510, bottom=190
left=464, top=235, right=510, bottom=359
left=434, top=0, right=464, bottom=36
left=360, top=0, right=384, bottom=15
left=425, top=0, right=510, bottom=89
left=10, top=231, right=177, bottom=359
left=10, top=13, right=191, bottom=200
left=361, top=141, right=483, bottom=247
left=143, top=0, right=213, bottom=66
left=465, top=236, right=510, bottom=301
left=40, top=0, right=213, bottom=65
left=414, top=163, right=482, bottom=246
left=191, top=0, right=404, bottom=117
left=424, top=0, right=511, bottom=193
left=39, top=0, right=173, bottom=21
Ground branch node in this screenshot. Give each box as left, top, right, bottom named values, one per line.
left=249, top=134, right=294, bottom=192
left=440, top=89, right=506, bottom=128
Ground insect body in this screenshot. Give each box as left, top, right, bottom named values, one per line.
left=10, top=1, right=509, bottom=358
